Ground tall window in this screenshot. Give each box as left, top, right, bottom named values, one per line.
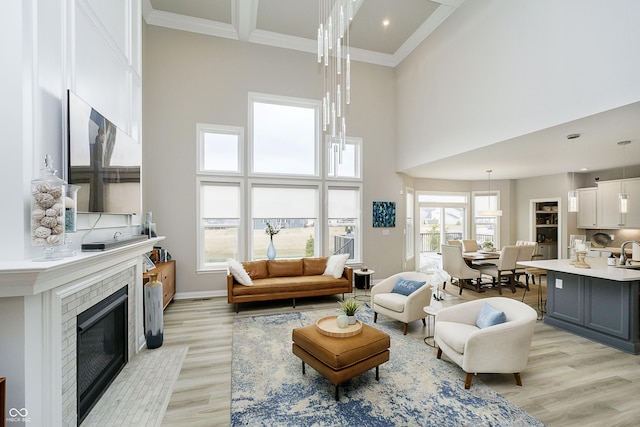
left=196, top=93, right=363, bottom=270
left=405, top=188, right=414, bottom=260
left=328, top=186, right=361, bottom=260
left=417, top=192, right=469, bottom=269
left=473, top=191, right=500, bottom=247
left=198, top=182, right=241, bottom=268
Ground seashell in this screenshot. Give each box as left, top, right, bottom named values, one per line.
left=40, top=216, right=58, bottom=228
left=32, top=209, right=46, bottom=221
left=32, top=237, right=46, bottom=246
left=36, top=182, right=52, bottom=193
left=57, top=217, right=64, bottom=225
left=34, top=226, right=52, bottom=238
left=48, top=187, right=63, bottom=198
left=34, top=192, right=56, bottom=208
left=45, top=208, right=57, bottom=217
left=46, top=235, right=61, bottom=244
left=52, top=225, right=64, bottom=235
left=52, top=203, right=63, bottom=214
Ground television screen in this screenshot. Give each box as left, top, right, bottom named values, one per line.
left=67, top=90, right=141, bottom=214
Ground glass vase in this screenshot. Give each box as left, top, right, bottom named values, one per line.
left=267, top=237, right=276, bottom=260
left=31, top=155, right=65, bottom=261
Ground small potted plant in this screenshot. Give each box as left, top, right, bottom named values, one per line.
left=338, top=298, right=362, bottom=325
left=481, top=241, right=495, bottom=252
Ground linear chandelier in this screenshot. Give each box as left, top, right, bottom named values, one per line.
left=318, top=0, right=354, bottom=163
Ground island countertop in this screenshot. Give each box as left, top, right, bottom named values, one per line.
left=519, top=257, right=640, bottom=281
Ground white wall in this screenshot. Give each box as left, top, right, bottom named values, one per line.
left=396, top=0, right=640, bottom=173
left=142, top=25, right=401, bottom=295
left=0, top=0, right=141, bottom=422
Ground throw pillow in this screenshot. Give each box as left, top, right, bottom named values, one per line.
left=391, top=277, right=426, bottom=296
left=323, top=253, right=349, bottom=279
left=476, top=302, right=507, bottom=329
left=227, top=258, right=253, bottom=286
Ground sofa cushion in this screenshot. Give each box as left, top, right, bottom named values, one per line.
left=227, top=259, right=253, bottom=286
left=476, top=302, right=507, bottom=329
left=242, top=260, right=268, bottom=280
left=323, top=253, right=349, bottom=279
left=267, top=259, right=304, bottom=277
left=373, top=292, right=407, bottom=313
left=232, top=275, right=348, bottom=296
left=391, top=276, right=426, bottom=296
left=303, top=257, right=328, bottom=276
left=436, top=321, right=479, bottom=354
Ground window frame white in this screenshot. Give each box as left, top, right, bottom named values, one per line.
left=196, top=123, right=244, bottom=175
left=326, top=136, right=362, bottom=180
left=405, top=187, right=414, bottom=262
left=472, top=190, right=502, bottom=248
left=248, top=92, right=321, bottom=179
left=325, top=182, right=363, bottom=262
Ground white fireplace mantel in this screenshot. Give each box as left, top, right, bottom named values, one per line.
left=0, top=236, right=164, bottom=427
left=0, top=237, right=164, bottom=297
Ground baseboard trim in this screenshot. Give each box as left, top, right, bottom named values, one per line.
left=174, top=290, right=226, bottom=300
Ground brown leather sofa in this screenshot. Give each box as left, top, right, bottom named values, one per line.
left=227, top=258, right=352, bottom=313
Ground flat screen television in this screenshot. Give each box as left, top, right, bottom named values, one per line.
left=66, top=90, right=141, bottom=214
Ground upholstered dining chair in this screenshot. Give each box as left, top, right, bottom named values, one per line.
left=475, top=245, right=520, bottom=294
left=514, top=243, right=537, bottom=290
left=371, top=272, right=433, bottom=335
left=441, top=244, right=482, bottom=294
left=434, top=297, right=537, bottom=389
left=461, top=240, right=479, bottom=252
left=447, top=240, right=463, bottom=247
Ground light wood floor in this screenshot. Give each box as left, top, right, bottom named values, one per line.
left=160, top=280, right=640, bottom=427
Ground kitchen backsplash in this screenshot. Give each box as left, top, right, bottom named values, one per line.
left=583, top=229, right=640, bottom=248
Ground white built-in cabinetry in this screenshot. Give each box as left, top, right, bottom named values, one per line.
left=577, top=187, right=597, bottom=228
left=597, top=178, right=640, bottom=228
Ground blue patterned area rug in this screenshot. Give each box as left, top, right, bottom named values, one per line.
left=231, top=307, right=544, bottom=427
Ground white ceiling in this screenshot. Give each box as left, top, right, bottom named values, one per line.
left=143, top=0, right=640, bottom=181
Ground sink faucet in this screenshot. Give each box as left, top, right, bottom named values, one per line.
left=113, top=231, right=122, bottom=241
left=620, top=240, right=638, bottom=265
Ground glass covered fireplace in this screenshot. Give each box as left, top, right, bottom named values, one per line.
left=76, top=286, right=128, bottom=424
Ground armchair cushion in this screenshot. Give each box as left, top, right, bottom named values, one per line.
left=436, top=322, right=478, bottom=354
left=372, top=292, right=407, bottom=313
left=391, top=277, right=426, bottom=296
left=476, top=302, right=506, bottom=329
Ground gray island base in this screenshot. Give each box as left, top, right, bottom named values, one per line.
left=520, top=257, right=640, bottom=354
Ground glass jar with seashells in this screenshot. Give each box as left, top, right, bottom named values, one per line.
left=31, top=155, right=66, bottom=261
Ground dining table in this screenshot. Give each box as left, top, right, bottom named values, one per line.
left=462, top=251, right=500, bottom=262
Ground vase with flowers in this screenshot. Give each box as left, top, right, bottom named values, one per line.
left=265, top=222, right=280, bottom=260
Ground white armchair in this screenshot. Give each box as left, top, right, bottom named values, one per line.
left=371, top=272, right=434, bottom=335
left=434, top=297, right=537, bottom=389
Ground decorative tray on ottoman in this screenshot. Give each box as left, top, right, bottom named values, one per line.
left=316, top=315, right=362, bottom=337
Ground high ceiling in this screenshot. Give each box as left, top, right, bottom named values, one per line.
left=143, top=0, right=640, bottom=181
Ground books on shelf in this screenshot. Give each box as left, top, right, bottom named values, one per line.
left=148, top=246, right=171, bottom=264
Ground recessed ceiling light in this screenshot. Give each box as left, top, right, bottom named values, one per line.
left=382, top=19, right=390, bottom=27
left=566, top=133, right=581, bottom=140
left=580, top=167, right=589, bottom=171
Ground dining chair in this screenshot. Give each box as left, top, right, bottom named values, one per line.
left=476, top=245, right=520, bottom=294
left=441, top=244, right=482, bottom=294
left=515, top=242, right=538, bottom=290
left=447, top=240, right=462, bottom=247
left=461, top=240, right=479, bottom=252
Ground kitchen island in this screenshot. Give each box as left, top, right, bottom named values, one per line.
left=519, top=257, right=640, bottom=354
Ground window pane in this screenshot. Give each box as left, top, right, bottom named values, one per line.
left=328, top=141, right=359, bottom=178
left=203, top=132, right=239, bottom=172
left=328, top=188, right=360, bottom=260
left=252, top=101, right=316, bottom=175
left=474, top=193, right=499, bottom=245
left=406, top=191, right=414, bottom=259
left=253, top=219, right=317, bottom=259
left=201, top=184, right=240, bottom=266
left=252, top=186, right=318, bottom=218
left=418, top=194, right=467, bottom=203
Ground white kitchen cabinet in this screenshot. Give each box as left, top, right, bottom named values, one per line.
left=577, top=187, right=597, bottom=228
left=597, top=178, right=640, bottom=228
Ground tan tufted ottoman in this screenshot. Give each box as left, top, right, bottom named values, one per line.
left=292, top=323, right=390, bottom=400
